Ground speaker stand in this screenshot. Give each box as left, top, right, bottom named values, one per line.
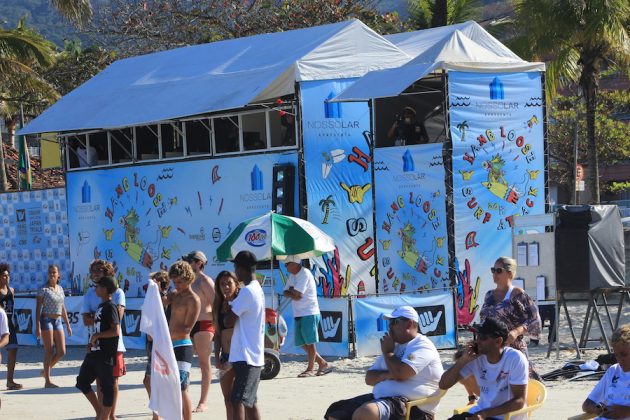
left=547, top=288, right=630, bottom=359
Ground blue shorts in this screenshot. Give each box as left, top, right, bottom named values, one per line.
left=294, top=314, right=321, bottom=347
left=39, top=316, right=64, bottom=331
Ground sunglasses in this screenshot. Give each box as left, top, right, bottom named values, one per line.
left=389, top=317, right=406, bottom=326
left=490, top=267, right=507, bottom=274
left=477, top=333, right=496, bottom=341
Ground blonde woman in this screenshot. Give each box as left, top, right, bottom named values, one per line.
left=36, top=265, right=72, bottom=388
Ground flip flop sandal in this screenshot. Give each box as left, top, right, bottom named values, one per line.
left=298, top=370, right=316, bottom=378
left=316, top=366, right=333, bottom=376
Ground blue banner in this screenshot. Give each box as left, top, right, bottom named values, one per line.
left=67, top=153, right=297, bottom=297
left=449, top=72, right=545, bottom=324
left=353, top=291, right=456, bottom=356
left=0, top=188, right=70, bottom=292
left=374, top=144, right=449, bottom=293
left=279, top=296, right=349, bottom=357
left=301, top=80, right=375, bottom=296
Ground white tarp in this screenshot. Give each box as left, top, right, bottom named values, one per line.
left=334, top=21, right=545, bottom=102
left=20, top=19, right=410, bottom=135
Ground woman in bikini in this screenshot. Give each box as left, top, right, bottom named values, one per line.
left=212, top=271, right=241, bottom=420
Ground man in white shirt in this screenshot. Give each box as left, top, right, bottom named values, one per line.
left=283, top=255, right=330, bottom=377
left=228, top=251, right=265, bottom=420
left=440, top=317, right=528, bottom=420
left=325, top=306, right=444, bottom=420
left=77, top=144, right=98, bottom=167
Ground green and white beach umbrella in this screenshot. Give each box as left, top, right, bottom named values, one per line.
left=216, top=211, right=335, bottom=262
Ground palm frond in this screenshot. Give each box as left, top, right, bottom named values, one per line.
left=50, top=0, right=93, bottom=28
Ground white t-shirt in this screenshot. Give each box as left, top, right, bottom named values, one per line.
left=587, top=363, right=630, bottom=420
left=82, top=287, right=126, bottom=352
left=0, top=307, right=9, bottom=338
left=229, top=280, right=265, bottom=367
left=284, top=267, right=319, bottom=317
left=370, top=334, right=444, bottom=414
left=460, top=347, right=529, bottom=420
left=77, top=146, right=98, bottom=167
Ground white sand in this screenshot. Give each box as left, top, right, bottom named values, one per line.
left=1, top=301, right=627, bottom=419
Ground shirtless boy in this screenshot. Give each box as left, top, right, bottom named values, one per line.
left=167, top=261, right=201, bottom=420
left=184, top=250, right=215, bottom=413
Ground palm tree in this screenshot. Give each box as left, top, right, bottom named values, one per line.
left=319, top=195, right=336, bottom=224
left=0, top=20, right=58, bottom=191
left=408, top=0, right=480, bottom=29
left=456, top=120, right=468, bottom=142
left=50, top=0, right=93, bottom=28
left=511, top=0, right=630, bottom=203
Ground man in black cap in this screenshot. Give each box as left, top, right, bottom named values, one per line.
left=227, top=251, right=265, bottom=420
left=440, top=317, right=529, bottom=420
left=76, top=276, right=120, bottom=420
left=387, top=106, right=429, bottom=146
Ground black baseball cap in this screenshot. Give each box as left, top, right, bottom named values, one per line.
left=96, top=276, right=118, bottom=294
left=473, top=317, right=509, bottom=341
left=232, top=250, right=257, bottom=268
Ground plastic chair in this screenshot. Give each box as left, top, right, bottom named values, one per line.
left=566, top=414, right=596, bottom=420
left=453, top=379, right=547, bottom=419
left=405, top=388, right=447, bottom=420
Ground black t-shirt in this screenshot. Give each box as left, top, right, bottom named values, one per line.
left=93, top=300, right=119, bottom=362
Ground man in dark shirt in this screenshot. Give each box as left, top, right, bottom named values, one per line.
left=76, top=276, right=120, bottom=420
left=387, top=106, right=429, bottom=146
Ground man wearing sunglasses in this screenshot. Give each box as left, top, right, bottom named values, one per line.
left=440, top=317, right=528, bottom=420
left=325, top=306, right=443, bottom=420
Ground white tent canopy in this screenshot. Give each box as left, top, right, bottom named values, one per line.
left=19, top=19, right=411, bottom=135
left=334, top=21, right=545, bottom=102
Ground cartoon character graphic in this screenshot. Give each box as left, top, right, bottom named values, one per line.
left=119, top=208, right=153, bottom=268
left=481, top=154, right=516, bottom=201
left=397, top=222, right=428, bottom=274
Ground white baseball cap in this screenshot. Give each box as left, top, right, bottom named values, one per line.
left=383, top=306, right=419, bottom=323
left=283, top=255, right=302, bottom=265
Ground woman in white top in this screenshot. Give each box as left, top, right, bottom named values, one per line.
left=36, top=265, right=72, bottom=388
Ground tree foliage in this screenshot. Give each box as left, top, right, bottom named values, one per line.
left=84, top=0, right=407, bottom=56
left=548, top=90, right=630, bottom=201
left=44, top=39, right=115, bottom=96
left=407, top=0, right=480, bottom=30
left=511, top=0, right=630, bottom=203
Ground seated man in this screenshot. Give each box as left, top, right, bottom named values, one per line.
left=440, top=317, right=528, bottom=420
left=325, top=306, right=443, bottom=420
left=580, top=323, right=630, bottom=419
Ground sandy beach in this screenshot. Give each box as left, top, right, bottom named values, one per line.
left=1, top=301, right=627, bottom=419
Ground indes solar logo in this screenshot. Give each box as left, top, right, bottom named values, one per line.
left=245, top=229, right=267, bottom=247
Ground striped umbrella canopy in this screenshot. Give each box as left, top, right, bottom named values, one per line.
left=216, top=211, right=335, bottom=262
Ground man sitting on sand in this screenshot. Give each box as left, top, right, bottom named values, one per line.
left=166, top=261, right=201, bottom=420
left=440, top=317, right=528, bottom=420
left=325, top=306, right=444, bottom=420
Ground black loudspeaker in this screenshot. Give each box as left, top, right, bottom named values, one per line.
left=272, top=164, right=295, bottom=216
left=555, top=206, right=592, bottom=291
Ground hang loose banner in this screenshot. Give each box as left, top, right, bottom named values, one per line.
left=449, top=71, right=545, bottom=325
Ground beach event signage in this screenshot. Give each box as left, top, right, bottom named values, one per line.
left=15, top=296, right=146, bottom=349
left=281, top=296, right=349, bottom=357
left=449, top=71, right=545, bottom=325
left=374, top=144, right=449, bottom=294
left=0, top=188, right=70, bottom=292
left=353, top=291, right=456, bottom=356
left=301, top=79, right=376, bottom=297
left=66, top=152, right=297, bottom=297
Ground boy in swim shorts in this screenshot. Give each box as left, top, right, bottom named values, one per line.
left=165, top=261, right=200, bottom=420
